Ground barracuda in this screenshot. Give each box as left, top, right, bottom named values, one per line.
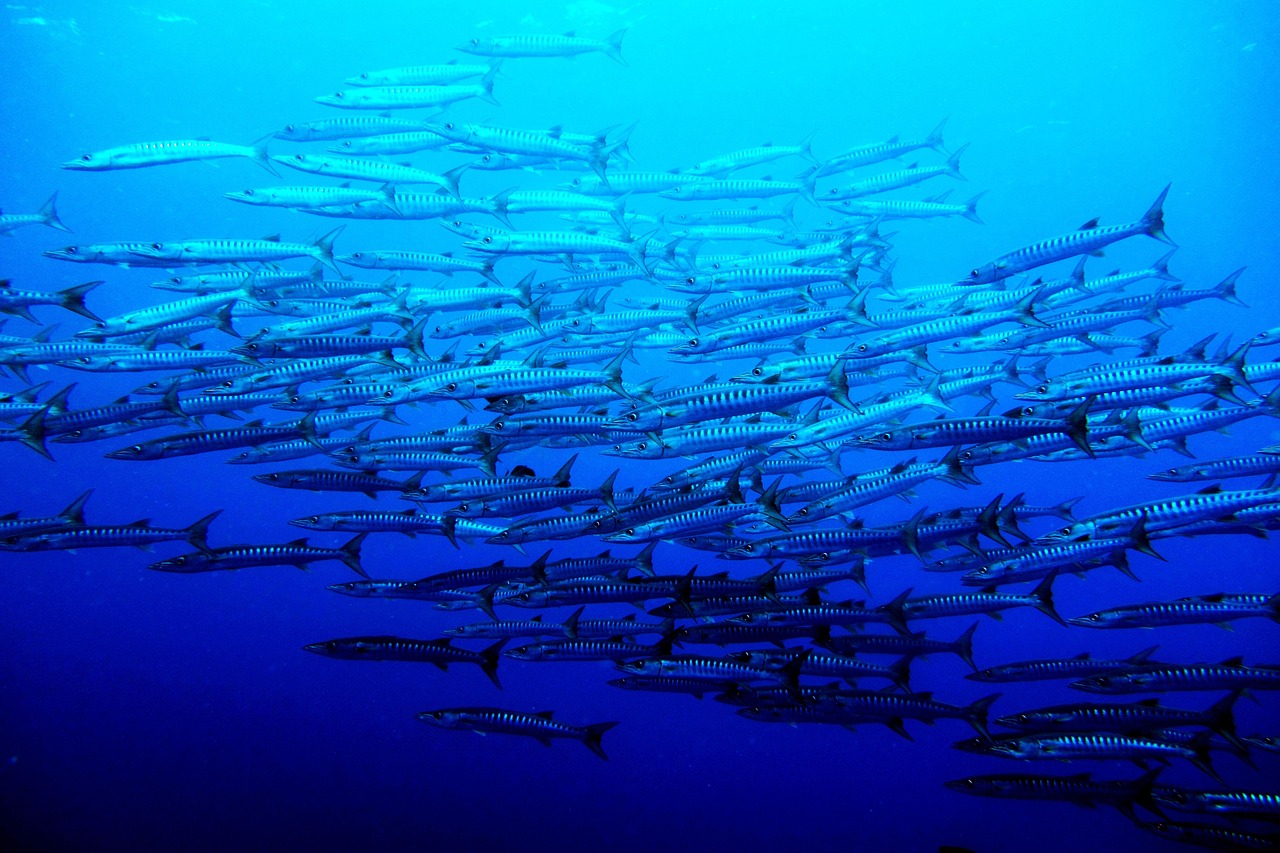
left=271, top=152, right=463, bottom=195
left=315, top=70, right=498, bottom=110
left=62, top=138, right=274, bottom=173
left=814, top=119, right=948, bottom=177
left=825, top=145, right=967, bottom=199
left=151, top=534, right=368, bottom=577
left=1070, top=593, right=1280, bottom=629
left=416, top=707, right=618, bottom=760
left=964, top=185, right=1173, bottom=284
left=0, top=511, right=219, bottom=553
left=1072, top=658, right=1280, bottom=694
left=305, top=636, right=503, bottom=686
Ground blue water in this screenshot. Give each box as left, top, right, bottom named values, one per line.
left=3, top=2, right=1279, bottom=850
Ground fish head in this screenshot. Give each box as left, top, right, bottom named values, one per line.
left=417, top=709, right=469, bottom=729
left=464, top=234, right=510, bottom=253
left=61, top=152, right=110, bottom=170
left=148, top=552, right=206, bottom=572
left=43, top=245, right=91, bottom=262
left=963, top=263, right=1001, bottom=285
left=504, top=644, right=543, bottom=661
left=224, top=190, right=265, bottom=205
left=313, top=90, right=354, bottom=107
left=1068, top=612, right=1117, bottom=628
left=325, top=582, right=372, bottom=597
left=105, top=442, right=162, bottom=460
left=943, top=777, right=1003, bottom=795
left=1146, top=466, right=1191, bottom=482
left=1069, top=675, right=1115, bottom=693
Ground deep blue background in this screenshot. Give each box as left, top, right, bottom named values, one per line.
left=2, top=2, right=1278, bottom=851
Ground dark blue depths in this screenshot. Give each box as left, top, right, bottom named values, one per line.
left=2, top=2, right=1279, bottom=852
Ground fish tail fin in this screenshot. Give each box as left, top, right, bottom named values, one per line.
left=479, top=639, right=504, bottom=688
left=825, top=362, right=855, bottom=411
left=1031, top=571, right=1067, bottom=626
left=633, top=541, right=657, bottom=577
left=251, top=140, right=278, bottom=176
left=478, top=65, right=500, bottom=104
left=442, top=164, right=467, bottom=199
left=963, top=191, right=986, bottom=224
left=57, top=280, right=103, bottom=321
left=581, top=721, right=619, bottom=760
left=945, top=143, right=969, bottom=181
left=312, top=226, right=345, bottom=274
left=889, top=655, right=913, bottom=692
left=551, top=453, right=577, bottom=486
left=965, top=692, right=1001, bottom=741
left=18, top=405, right=52, bottom=460
left=953, top=622, right=980, bottom=671
left=58, top=488, right=94, bottom=525
left=479, top=444, right=500, bottom=477
left=1063, top=396, right=1094, bottom=456
left=488, top=188, right=514, bottom=228
left=403, top=317, right=429, bottom=360
left=1187, top=731, right=1224, bottom=785
left=926, top=117, right=949, bottom=152
left=185, top=510, right=223, bottom=553
left=1207, top=690, right=1245, bottom=751
left=39, top=192, right=72, bottom=232
left=1213, top=267, right=1247, bottom=307
left=340, top=532, right=368, bottom=578
left=1151, top=248, right=1180, bottom=282
left=1143, top=183, right=1175, bottom=245
left=604, top=28, right=628, bottom=65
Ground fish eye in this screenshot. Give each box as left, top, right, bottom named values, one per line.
left=689, top=339, right=698, bottom=347
left=960, top=451, right=973, bottom=461
left=351, top=252, right=363, bottom=259
left=970, top=269, right=979, bottom=277
left=483, top=237, right=492, bottom=244
left=796, top=508, right=808, bottom=516
left=613, top=445, right=621, bottom=451
left=130, top=445, right=142, bottom=452
left=625, top=528, right=635, bottom=536
left=294, top=154, right=305, bottom=161
left=284, top=124, right=294, bottom=132
left=880, top=433, right=891, bottom=441
left=752, top=368, right=762, bottom=376
left=685, top=277, right=696, bottom=285
left=626, top=413, right=637, bottom=422
left=470, top=38, right=479, bottom=45
left=244, top=189, right=254, bottom=196
left=150, top=242, right=162, bottom=250
left=637, top=442, right=647, bottom=450
left=1035, top=385, right=1047, bottom=394
left=80, top=154, right=91, bottom=161
left=787, top=433, right=797, bottom=441
left=444, top=122, right=455, bottom=130
left=303, top=516, right=318, bottom=523
left=446, top=383, right=457, bottom=392
left=819, top=326, right=828, bottom=333
left=741, top=544, right=754, bottom=552
left=334, top=92, right=344, bottom=98
left=857, top=344, right=868, bottom=352
left=359, top=73, right=369, bottom=80
left=67, top=246, right=77, bottom=253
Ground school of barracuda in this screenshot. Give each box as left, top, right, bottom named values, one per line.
left=4, top=28, right=1279, bottom=850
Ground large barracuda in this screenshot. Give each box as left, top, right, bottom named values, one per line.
left=62, top=139, right=276, bottom=173
left=964, top=185, right=1175, bottom=284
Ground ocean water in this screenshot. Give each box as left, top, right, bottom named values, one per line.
left=2, top=2, right=1279, bottom=851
